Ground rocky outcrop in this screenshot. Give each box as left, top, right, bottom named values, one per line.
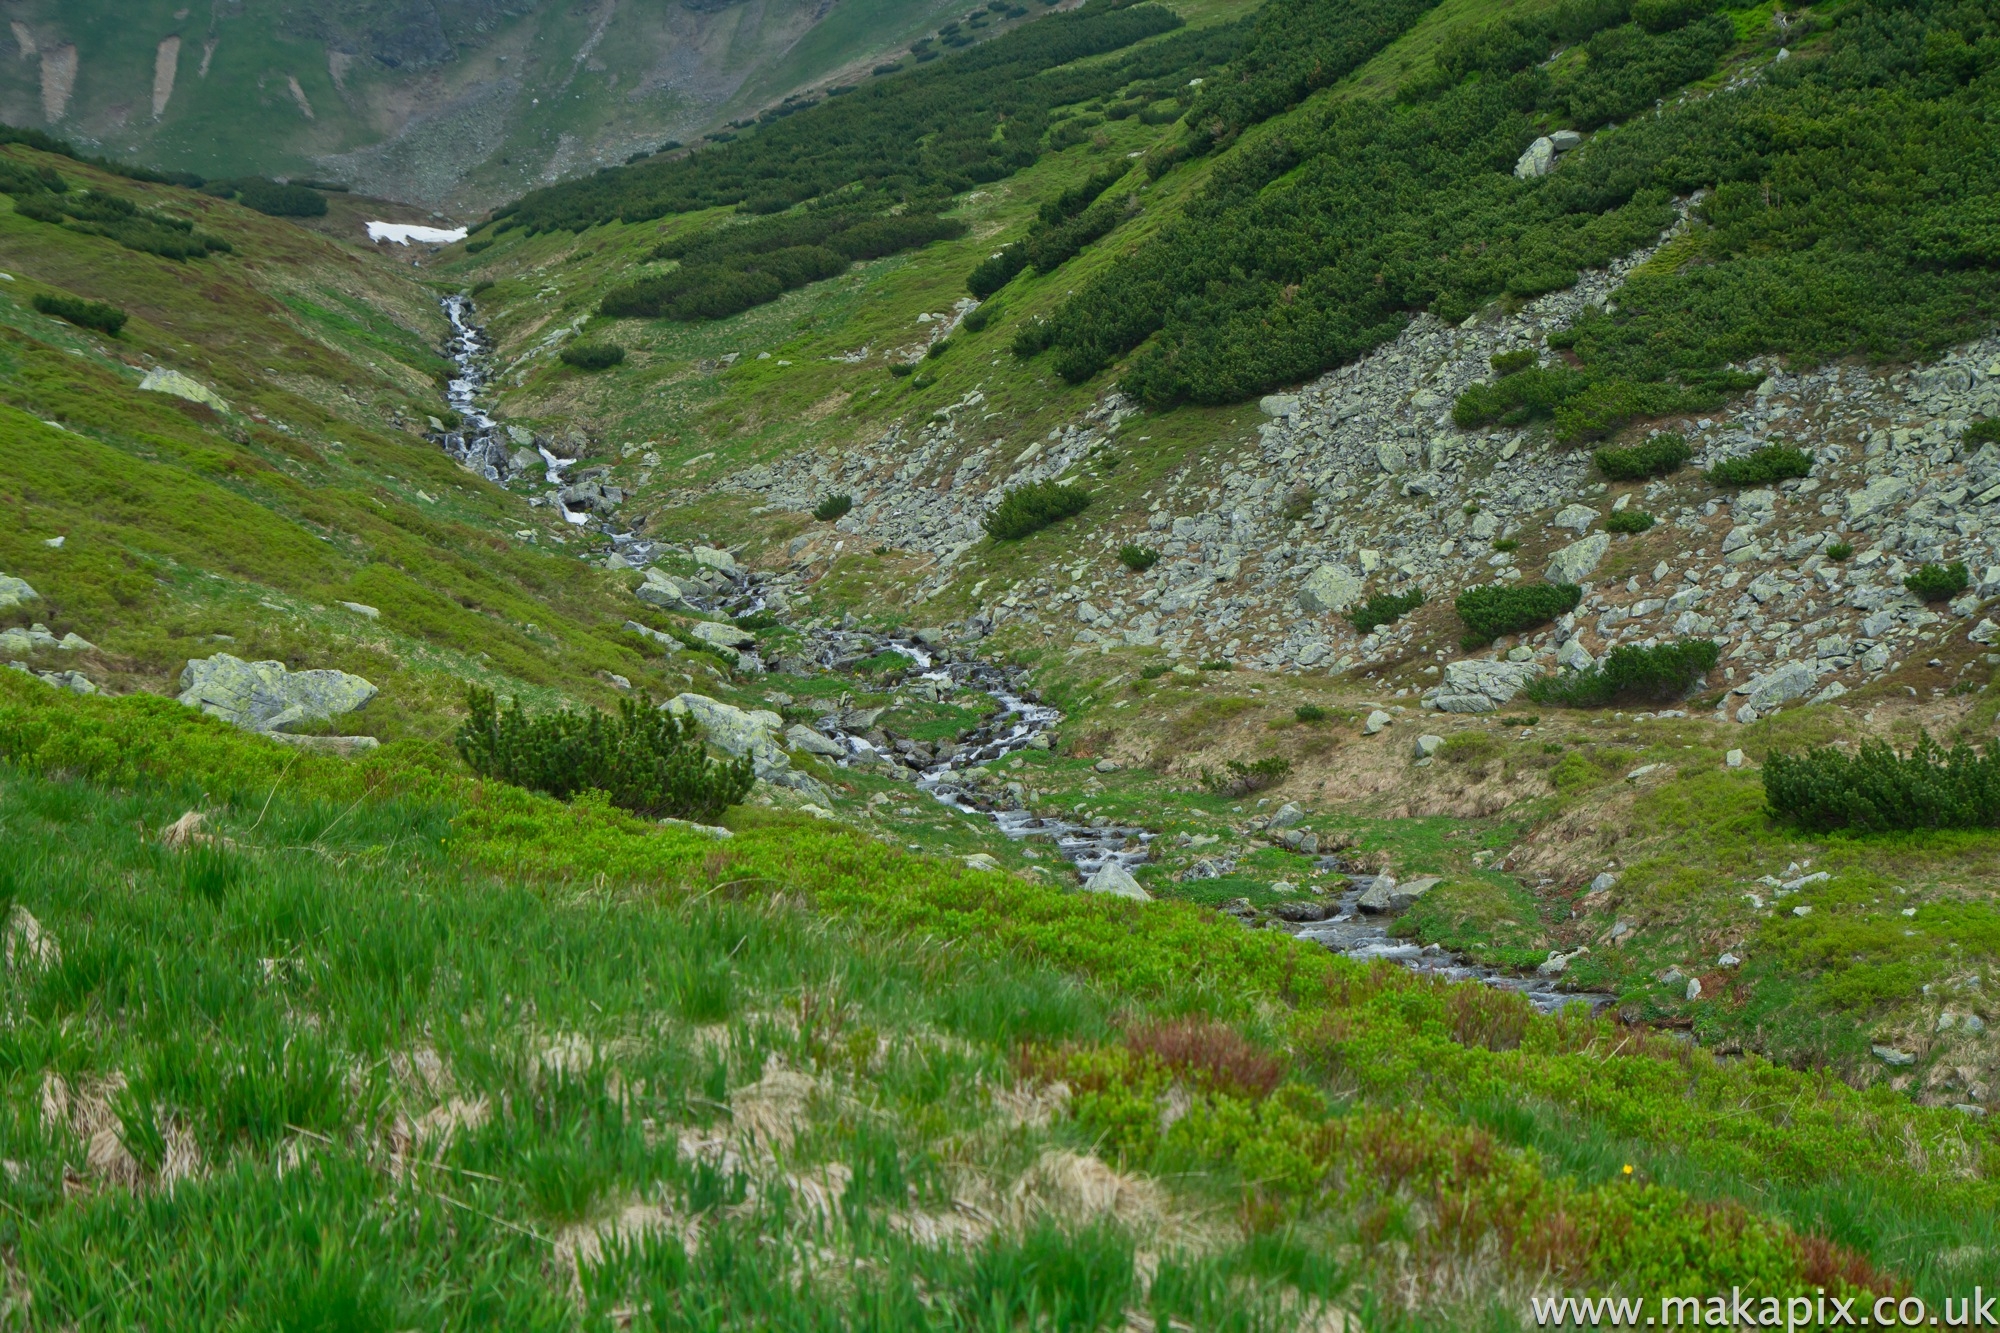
left=0, top=574, right=36, bottom=611
left=662, top=693, right=826, bottom=799
left=1432, top=659, right=1539, bottom=713
left=1081, top=861, right=1149, bottom=900
left=177, top=655, right=377, bottom=733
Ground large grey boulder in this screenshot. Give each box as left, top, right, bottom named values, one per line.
left=785, top=723, right=845, bottom=757
left=1433, top=658, right=1539, bottom=713
left=1297, top=564, right=1364, bottom=615
left=634, top=569, right=695, bottom=609
left=1553, top=503, right=1598, bottom=532
left=1375, top=442, right=1407, bottom=474
left=1082, top=861, right=1150, bottom=901
left=1545, top=533, right=1610, bottom=584
left=690, top=621, right=756, bottom=650
left=1846, top=476, right=1911, bottom=522
left=662, top=693, right=826, bottom=800
left=1514, top=136, right=1556, bottom=179
left=1739, top=661, right=1817, bottom=712
left=177, top=655, right=377, bottom=734
left=692, top=546, right=741, bottom=576
left=0, top=574, right=36, bottom=612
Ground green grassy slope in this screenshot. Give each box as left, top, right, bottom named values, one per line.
left=3, top=675, right=1994, bottom=1324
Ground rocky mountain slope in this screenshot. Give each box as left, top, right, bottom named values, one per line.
left=0, top=0, right=996, bottom=209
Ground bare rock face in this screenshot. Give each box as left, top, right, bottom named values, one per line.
left=177, top=655, right=377, bottom=734
left=1296, top=564, right=1363, bottom=615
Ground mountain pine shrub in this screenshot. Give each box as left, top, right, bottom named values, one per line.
left=559, top=343, right=626, bottom=371
left=1489, top=349, right=1537, bottom=376
left=1523, top=640, right=1718, bottom=707
left=1119, top=543, right=1159, bottom=571
left=1604, top=508, right=1654, bottom=534
left=1455, top=584, right=1581, bottom=647
left=1765, top=732, right=2000, bottom=832
left=1904, top=561, right=1970, bottom=602
left=983, top=482, right=1090, bottom=540
left=1594, top=433, right=1689, bottom=481
left=455, top=688, right=755, bottom=821
left=813, top=494, right=853, bottom=522
left=1348, top=588, right=1425, bottom=634
left=1708, top=445, right=1811, bottom=486
left=32, top=293, right=125, bottom=336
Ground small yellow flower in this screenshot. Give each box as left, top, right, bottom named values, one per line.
left=1622, top=1164, right=1634, bottom=1176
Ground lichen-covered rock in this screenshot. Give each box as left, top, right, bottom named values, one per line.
left=1081, top=861, right=1149, bottom=900
left=0, top=574, right=36, bottom=612
left=1545, top=532, right=1610, bottom=584
left=690, top=621, right=756, bottom=650
left=1296, top=564, right=1363, bottom=615
left=177, top=655, right=377, bottom=733
left=139, top=367, right=228, bottom=413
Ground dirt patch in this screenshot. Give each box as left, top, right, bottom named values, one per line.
left=152, top=36, right=180, bottom=118
left=39, top=44, right=75, bottom=123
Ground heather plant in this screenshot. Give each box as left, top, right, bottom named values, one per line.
left=454, top=687, right=754, bottom=821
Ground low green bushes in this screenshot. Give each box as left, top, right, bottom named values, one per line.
left=1965, top=418, right=2000, bottom=447
left=454, top=687, right=755, bottom=821
left=1118, top=543, right=1159, bottom=571
left=1347, top=588, right=1425, bottom=634
left=1455, top=583, right=1581, bottom=647
left=1605, top=508, right=1655, bottom=534
left=1594, top=433, right=1689, bottom=481
left=1825, top=541, right=1855, bottom=562
left=1708, top=445, right=1811, bottom=486
left=1489, top=349, right=1537, bottom=376
left=1904, top=561, right=1970, bottom=602
left=202, top=176, right=328, bottom=217
left=559, top=343, right=626, bottom=371
left=32, top=293, right=125, bottom=336
left=1294, top=703, right=1327, bottom=723
left=1765, top=732, right=2000, bottom=832
left=1523, top=640, right=1719, bottom=708
left=813, top=494, right=853, bottom=522
left=983, top=482, right=1090, bottom=540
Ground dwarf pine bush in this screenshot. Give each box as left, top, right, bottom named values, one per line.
left=1455, top=583, right=1581, bottom=647
left=32, top=293, right=126, bottom=335
left=813, top=494, right=854, bottom=522
left=1347, top=588, right=1425, bottom=634
left=983, top=481, right=1090, bottom=540
left=559, top=343, right=626, bottom=371
left=1604, top=508, right=1655, bottom=533
left=1765, top=732, right=2000, bottom=832
left=455, top=687, right=754, bottom=821
left=1119, top=543, right=1159, bottom=571
left=1524, top=640, right=1719, bottom=707
left=1708, top=445, right=1811, bottom=486
left=1904, top=561, right=1970, bottom=602
left=1595, top=433, right=1690, bottom=480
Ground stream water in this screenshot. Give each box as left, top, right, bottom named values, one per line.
left=433, top=296, right=1609, bottom=1015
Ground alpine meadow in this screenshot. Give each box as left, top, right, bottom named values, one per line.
left=9, top=0, right=2000, bottom=1325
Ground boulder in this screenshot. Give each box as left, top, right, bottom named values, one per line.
left=1297, top=564, right=1364, bottom=615
left=1358, top=875, right=1437, bottom=914
left=1438, top=658, right=1539, bottom=713
left=1259, top=394, right=1300, bottom=418
left=1553, top=503, right=1597, bottom=532
left=690, top=621, right=756, bottom=650
left=1846, top=476, right=1912, bottom=522
left=1375, top=442, right=1407, bottom=474
left=1414, top=733, right=1444, bottom=758
left=1971, top=618, right=2000, bottom=646
left=1740, top=660, right=1817, bottom=712
left=1081, top=861, right=1150, bottom=901
left=1514, top=136, right=1556, bottom=179
left=692, top=546, right=741, bottom=576
left=1355, top=875, right=1398, bottom=913
left=1266, top=801, right=1305, bottom=829
left=177, top=655, right=377, bottom=734
left=785, top=723, right=846, bottom=757
left=0, top=574, right=37, bottom=612
left=1545, top=533, right=1610, bottom=584
left=1556, top=638, right=1596, bottom=672
left=138, top=367, right=228, bottom=413
left=339, top=601, right=380, bottom=619
left=663, top=693, right=788, bottom=778
left=1363, top=709, right=1392, bottom=735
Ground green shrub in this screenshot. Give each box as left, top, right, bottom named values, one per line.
left=1455, top=583, right=1582, bottom=647
left=969, top=245, right=1030, bottom=299
left=1593, top=433, right=1690, bottom=481
left=1491, top=538, right=1520, bottom=553
left=1965, top=418, right=2000, bottom=447
left=813, top=494, right=854, bottom=522
left=983, top=481, right=1091, bottom=540
left=1347, top=588, right=1425, bottom=634
left=1708, top=445, right=1811, bottom=486
left=1765, top=732, right=2000, bottom=833
left=1490, top=349, right=1538, bottom=376
left=890, top=362, right=916, bottom=377
left=1825, top=541, right=1855, bottom=562
left=926, top=338, right=952, bottom=359
left=1631, top=0, right=1718, bottom=32
left=559, top=343, right=626, bottom=371
left=1201, top=756, right=1290, bottom=796
left=1452, top=365, right=1588, bottom=428
left=1604, top=508, right=1655, bottom=534
left=1904, top=561, right=1970, bottom=602
left=32, top=293, right=126, bottom=336
left=1294, top=703, right=1327, bottom=723
left=962, top=303, right=995, bottom=332
left=1139, top=663, right=1171, bottom=679
left=454, top=688, right=755, bottom=821
left=1199, top=660, right=1234, bottom=671
left=1118, top=543, right=1159, bottom=571
left=1523, top=640, right=1719, bottom=707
